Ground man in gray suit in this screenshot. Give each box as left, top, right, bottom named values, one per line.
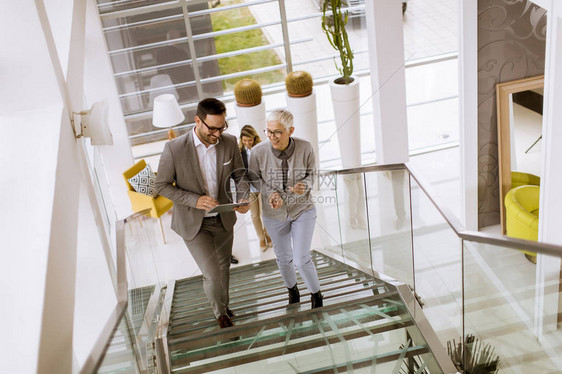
left=155, top=98, right=250, bottom=328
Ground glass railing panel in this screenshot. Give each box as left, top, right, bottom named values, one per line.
left=97, top=313, right=140, bottom=374
left=123, top=216, right=170, bottom=370
left=332, top=172, right=372, bottom=270
left=124, top=216, right=168, bottom=289
left=462, top=239, right=562, bottom=373
left=314, top=171, right=343, bottom=259
left=409, top=175, right=462, bottom=346
left=364, top=169, right=414, bottom=286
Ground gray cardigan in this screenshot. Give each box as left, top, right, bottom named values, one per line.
left=248, top=137, right=316, bottom=221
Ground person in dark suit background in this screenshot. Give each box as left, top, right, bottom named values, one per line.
left=155, top=98, right=250, bottom=328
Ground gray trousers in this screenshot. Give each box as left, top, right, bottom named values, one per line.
left=184, top=216, right=233, bottom=318
left=262, top=207, right=321, bottom=293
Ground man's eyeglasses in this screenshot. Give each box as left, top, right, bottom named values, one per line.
left=264, top=129, right=285, bottom=138
left=200, top=117, right=228, bottom=133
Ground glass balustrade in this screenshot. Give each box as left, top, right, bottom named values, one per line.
left=462, top=239, right=562, bottom=373
left=97, top=314, right=140, bottom=374
left=123, top=215, right=171, bottom=370
left=364, top=169, right=414, bottom=286
left=408, top=174, right=462, bottom=345
left=313, top=170, right=341, bottom=259
left=334, top=172, right=372, bottom=270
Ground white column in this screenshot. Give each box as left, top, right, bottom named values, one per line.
left=536, top=0, right=562, bottom=340
left=287, top=90, right=319, bottom=170
left=459, top=0, right=479, bottom=230
left=0, top=1, right=80, bottom=371
left=364, top=0, right=408, bottom=164
left=234, top=101, right=267, bottom=138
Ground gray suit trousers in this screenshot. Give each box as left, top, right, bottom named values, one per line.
left=184, top=216, right=233, bottom=318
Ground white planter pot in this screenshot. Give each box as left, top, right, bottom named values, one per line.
left=234, top=101, right=266, bottom=138
left=330, top=77, right=361, bottom=169
left=286, top=89, right=319, bottom=169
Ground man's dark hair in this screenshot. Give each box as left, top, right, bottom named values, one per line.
left=197, top=98, right=226, bottom=120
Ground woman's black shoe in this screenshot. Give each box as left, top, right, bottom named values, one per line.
left=311, top=291, right=323, bottom=309
left=288, top=284, right=300, bottom=304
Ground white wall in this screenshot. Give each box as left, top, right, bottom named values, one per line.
left=0, top=1, right=71, bottom=371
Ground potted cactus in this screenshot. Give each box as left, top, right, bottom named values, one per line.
left=321, top=0, right=361, bottom=169
left=285, top=71, right=319, bottom=170
left=234, top=79, right=262, bottom=106
left=233, top=78, right=266, bottom=136
left=285, top=71, right=313, bottom=97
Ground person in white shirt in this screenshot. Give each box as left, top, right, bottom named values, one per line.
left=155, top=98, right=250, bottom=329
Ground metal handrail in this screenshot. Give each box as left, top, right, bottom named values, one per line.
left=325, top=162, right=562, bottom=257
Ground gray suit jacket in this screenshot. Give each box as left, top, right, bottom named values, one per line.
left=155, top=130, right=249, bottom=241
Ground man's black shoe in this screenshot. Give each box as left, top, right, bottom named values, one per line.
left=217, top=314, right=233, bottom=328
left=226, top=307, right=236, bottom=318
left=231, top=255, right=239, bottom=264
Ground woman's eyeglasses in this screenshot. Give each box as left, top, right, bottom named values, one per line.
left=264, top=129, right=285, bottom=138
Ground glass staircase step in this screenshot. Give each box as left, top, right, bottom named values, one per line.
left=165, top=251, right=443, bottom=373
left=168, top=279, right=389, bottom=336
left=170, top=296, right=414, bottom=372
left=169, top=276, right=384, bottom=328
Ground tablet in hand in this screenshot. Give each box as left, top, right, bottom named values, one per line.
left=208, top=202, right=250, bottom=214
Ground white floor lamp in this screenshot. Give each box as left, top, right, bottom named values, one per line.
left=153, top=94, right=185, bottom=140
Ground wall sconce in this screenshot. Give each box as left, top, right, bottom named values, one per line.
left=73, top=101, right=113, bottom=145
left=152, top=94, right=185, bottom=140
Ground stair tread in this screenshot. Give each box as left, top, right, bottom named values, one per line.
left=164, top=251, right=439, bottom=373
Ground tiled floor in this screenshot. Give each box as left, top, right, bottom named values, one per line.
left=243, top=0, right=458, bottom=78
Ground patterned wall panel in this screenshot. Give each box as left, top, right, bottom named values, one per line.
left=477, top=0, right=546, bottom=227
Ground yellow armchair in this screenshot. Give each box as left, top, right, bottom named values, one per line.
left=505, top=185, right=540, bottom=261
left=123, top=159, right=173, bottom=243
left=511, top=171, right=540, bottom=188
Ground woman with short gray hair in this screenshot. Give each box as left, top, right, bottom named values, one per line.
left=248, top=108, right=323, bottom=309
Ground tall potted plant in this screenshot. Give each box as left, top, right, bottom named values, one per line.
left=322, top=0, right=364, bottom=229
left=322, top=0, right=361, bottom=169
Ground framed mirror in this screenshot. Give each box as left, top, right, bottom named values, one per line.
left=496, top=75, right=544, bottom=234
